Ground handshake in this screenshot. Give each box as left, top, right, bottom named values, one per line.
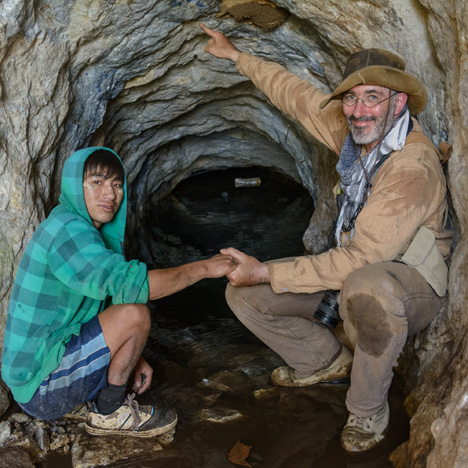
left=211, top=247, right=270, bottom=287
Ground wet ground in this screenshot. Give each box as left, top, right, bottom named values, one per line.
left=32, top=167, right=408, bottom=467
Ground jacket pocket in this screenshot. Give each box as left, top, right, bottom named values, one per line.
left=400, top=227, right=448, bottom=297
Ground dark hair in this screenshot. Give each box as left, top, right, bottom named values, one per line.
left=83, top=149, right=124, bottom=181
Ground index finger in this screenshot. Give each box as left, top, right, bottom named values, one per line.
left=199, top=22, right=216, bottom=37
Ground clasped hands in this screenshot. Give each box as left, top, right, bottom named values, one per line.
left=220, top=247, right=270, bottom=287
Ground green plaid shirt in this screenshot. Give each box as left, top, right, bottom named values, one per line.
left=2, top=147, right=149, bottom=403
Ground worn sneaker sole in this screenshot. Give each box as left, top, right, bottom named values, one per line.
left=271, top=346, right=353, bottom=387
left=341, top=425, right=389, bottom=453
left=85, top=413, right=178, bottom=438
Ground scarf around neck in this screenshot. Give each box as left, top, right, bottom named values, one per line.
left=334, top=108, right=411, bottom=245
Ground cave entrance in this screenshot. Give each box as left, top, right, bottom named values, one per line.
left=140, top=165, right=314, bottom=325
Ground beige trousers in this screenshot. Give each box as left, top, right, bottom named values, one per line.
left=225, top=261, right=445, bottom=417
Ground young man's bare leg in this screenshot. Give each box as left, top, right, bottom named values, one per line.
left=96, top=303, right=151, bottom=414
left=85, top=303, right=178, bottom=437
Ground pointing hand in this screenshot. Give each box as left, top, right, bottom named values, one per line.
left=200, top=23, right=241, bottom=62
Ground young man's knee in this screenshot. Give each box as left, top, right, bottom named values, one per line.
left=123, top=303, right=151, bottom=331
left=100, top=303, right=151, bottom=336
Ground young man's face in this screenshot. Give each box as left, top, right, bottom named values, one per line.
left=83, top=170, right=124, bottom=229
left=342, top=85, right=407, bottom=149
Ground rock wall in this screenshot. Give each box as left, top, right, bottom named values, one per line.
left=0, top=0, right=466, bottom=466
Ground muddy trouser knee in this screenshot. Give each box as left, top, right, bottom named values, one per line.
left=340, top=261, right=446, bottom=418
left=225, top=283, right=342, bottom=378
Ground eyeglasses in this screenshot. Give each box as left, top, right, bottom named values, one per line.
left=342, top=92, right=398, bottom=108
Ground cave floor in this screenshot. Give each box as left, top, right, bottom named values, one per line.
left=39, top=310, right=409, bottom=468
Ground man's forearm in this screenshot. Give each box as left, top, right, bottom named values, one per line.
left=147, top=262, right=208, bottom=301
left=147, top=255, right=236, bottom=300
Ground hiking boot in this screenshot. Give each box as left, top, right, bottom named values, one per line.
left=63, top=402, right=89, bottom=421
left=271, top=345, right=353, bottom=387
left=85, top=393, right=178, bottom=438
left=341, top=401, right=390, bottom=453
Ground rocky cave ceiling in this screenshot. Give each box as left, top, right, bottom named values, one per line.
left=0, top=0, right=452, bottom=233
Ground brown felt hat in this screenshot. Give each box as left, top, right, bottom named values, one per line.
left=319, top=48, right=427, bottom=115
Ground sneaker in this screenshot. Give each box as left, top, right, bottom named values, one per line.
left=63, top=402, right=89, bottom=421
left=341, top=401, right=390, bottom=453
left=85, top=393, right=178, bottom=438
left=271, top=345, right=353, bottom=387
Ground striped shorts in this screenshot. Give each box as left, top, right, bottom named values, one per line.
left=19, top=315, right=110, bottom=420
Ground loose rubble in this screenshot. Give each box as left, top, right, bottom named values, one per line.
left=0, top=408, right=175, bottom=468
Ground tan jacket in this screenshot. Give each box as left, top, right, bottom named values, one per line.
left=236, top=52, right=452, bottom=294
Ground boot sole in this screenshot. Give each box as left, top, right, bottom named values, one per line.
left=271, top=361, right=352, bottom=387
left=341, top=425, right=389, bottom=453
left=85, top=414, right=178, bottom=438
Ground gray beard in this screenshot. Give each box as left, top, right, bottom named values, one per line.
left=348, top=118, right=381, bottom=145
left=346, top=97, right=397, bottom=145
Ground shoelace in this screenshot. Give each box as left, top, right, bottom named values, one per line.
left=125, top=393, right=142, bottom=431
left=348, top=414, right=372, bottom=431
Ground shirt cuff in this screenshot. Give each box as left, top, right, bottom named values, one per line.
left=268, top=261, right=298, bottom=293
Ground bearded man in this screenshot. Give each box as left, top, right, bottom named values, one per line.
left=200, top=24, right=452, bottom=452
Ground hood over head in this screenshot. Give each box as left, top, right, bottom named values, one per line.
left=59, top=147, right=127, bottom=254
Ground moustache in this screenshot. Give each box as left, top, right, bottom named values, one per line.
left=349, top=116, right=376, bottom=122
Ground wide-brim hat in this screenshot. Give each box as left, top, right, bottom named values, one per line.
left=319, top=48, right=427, bottom=115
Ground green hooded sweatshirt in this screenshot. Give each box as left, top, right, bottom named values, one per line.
left=2, top=147, right=149, bottom=403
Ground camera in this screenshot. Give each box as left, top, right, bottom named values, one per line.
left=314, top=290, right=341, bottom=328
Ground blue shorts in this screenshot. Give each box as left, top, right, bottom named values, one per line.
left=19, top=315, right=111, bottom=420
